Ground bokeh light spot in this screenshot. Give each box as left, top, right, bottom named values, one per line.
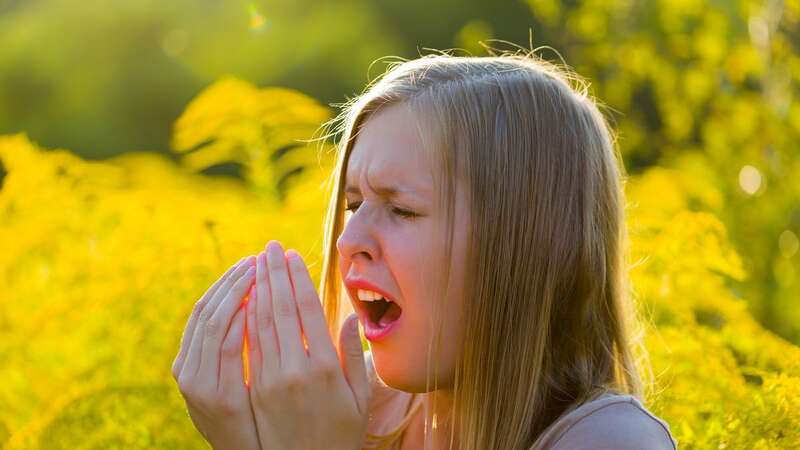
left=248, top=4, right=267, bottom=32
left=738, top=165, right=762, bottom=195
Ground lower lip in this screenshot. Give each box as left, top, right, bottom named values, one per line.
left=362, top=314, right=401, bottom=342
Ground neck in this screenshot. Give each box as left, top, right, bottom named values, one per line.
left=420, top=388, right=457, bottom=450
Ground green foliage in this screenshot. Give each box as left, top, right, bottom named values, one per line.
left=0, top=76, right=798, bottom=448
left=28, top=385, right=196, bottom=450
left=523, top=0, right=800, bottom=343
left=1, top=0, right=795, bottom=353
left=627, top=168, right=800, bottom=448
left=0, top=124, right=332, bottom=449
left=170, top=77, right=333, bottom=202
left=0, top=0, right=403, bottom=158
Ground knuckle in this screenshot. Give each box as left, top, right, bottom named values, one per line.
left=311, top=362, right=339, bottom=383
left=198, top=308, right=213, bottom=324
left=215, top=395, right=241, bottom=417
left=193, top=387, right=215, bottom=406
left=221, top=339, right=240, bottom=358
left=258, top=270, right=269, bottom=284
left=204, top=318, right=222, bottom=338
left=253, top=382, right=283, bottom=410
left=260, top=308, right=274, bottom=328
left=246, top=298, right=257, bottom=316
left=177, top=376, right=195, bottom=398
left=279, top=371, right=307, bottom=392
left=254, top=383, right=277, bottom=405
left=192, top=298, right=206, bottom=315
left=266, top=257, right=284, bottom=272
left=297, top=296, right=318, bottom=314
left=276, top=299, right=297, bottom=318
left=346, top=340, right=364, bottom=358
left=232, top=275, right=250, bottom=292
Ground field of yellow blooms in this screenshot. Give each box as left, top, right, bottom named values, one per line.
left=1, top=78, right=798, bottom=449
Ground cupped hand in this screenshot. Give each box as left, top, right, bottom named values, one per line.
left=171, top=255, right=262, bottom=450
left=245, top=240, right=371, bottom=450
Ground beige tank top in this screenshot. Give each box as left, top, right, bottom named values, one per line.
left=363, top=351, right=677, bottom=450
left=530, top=392, right=678, bottom=449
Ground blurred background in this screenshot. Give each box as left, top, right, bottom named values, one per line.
left=1, top=0, right=799, bottom=448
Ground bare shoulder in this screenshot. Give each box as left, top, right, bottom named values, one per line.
left=544, top=394, right=677, bottom=450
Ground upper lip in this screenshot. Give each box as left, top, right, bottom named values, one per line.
left=343, top=276, right=400, bottom=308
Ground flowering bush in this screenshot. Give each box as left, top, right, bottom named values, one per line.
left=0, top=78, right=797, bottom=449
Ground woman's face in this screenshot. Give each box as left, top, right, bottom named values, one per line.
left=337, top=102, right=469, bottom=393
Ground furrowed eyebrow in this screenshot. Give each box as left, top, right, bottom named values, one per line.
left=344, top=179, right=430, bottom=200
left=344, top=183, right=403, bottom=199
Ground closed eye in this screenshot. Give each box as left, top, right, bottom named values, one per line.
left=344, top=201, right=418, bottom=219
left=391, top=207, right=418, bottom=219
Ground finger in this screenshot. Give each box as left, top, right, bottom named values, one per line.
left=172, top=256, right=246, bottom=379
left=286, top=249, right=337, bottom=361
left=245, top=283, right=261, bottom=386
left=219, top=307, right=247, bottom=391
left=339, top=313, right=370, bottom=414
left=179, top=257, right=250, bottom=379
left=255, top=249, right=281, bottom=381
left=198, top=264, right=256, bottom=380
left=266, top=240, right=307, bottom=371
left=204, top=255, right=256, bottom=324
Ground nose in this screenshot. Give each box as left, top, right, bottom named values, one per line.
left=336, top=206, right=379, bottom=263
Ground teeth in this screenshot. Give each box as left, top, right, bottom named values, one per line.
left=357, top=288, right=388, bottom=302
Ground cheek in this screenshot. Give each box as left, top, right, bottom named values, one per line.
left=396, top=253, right=461, bottom=347
left=391, top=225, right=456, bottom=322
left=374, top=214, right=469, bottom=389
left=384, top=231, right=441, bottom=306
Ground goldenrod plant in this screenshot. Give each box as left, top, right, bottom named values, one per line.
left=0, top=77, right=797, bottom=449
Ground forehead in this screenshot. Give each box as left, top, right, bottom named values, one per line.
left=345, top=103, right=435, bottom=194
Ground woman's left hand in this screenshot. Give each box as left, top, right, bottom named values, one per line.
left=244, top=240, right=371, bottom=450
left=171, top=256, right=261, bottom=450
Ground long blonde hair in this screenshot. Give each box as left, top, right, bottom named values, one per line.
left=313, top=48, right=651, bottom=450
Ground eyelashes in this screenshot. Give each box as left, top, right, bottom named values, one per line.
left=344, top=201, right=418, bottom=219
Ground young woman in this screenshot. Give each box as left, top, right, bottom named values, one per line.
left=172, top=51, right=678, bottom=450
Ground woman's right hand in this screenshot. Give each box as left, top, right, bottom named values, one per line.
left=171, top=255, right=262, bottom=450
left=243, top=242, right=371, bottom=450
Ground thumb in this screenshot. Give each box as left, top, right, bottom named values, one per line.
left=339, top=313, right=370, bottom=415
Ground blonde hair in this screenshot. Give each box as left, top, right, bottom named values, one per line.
left=314, top=47, right=652, bottom=450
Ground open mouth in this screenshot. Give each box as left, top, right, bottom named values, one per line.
left=361, top=297, right=403, bottom=328
left=353, top=287, right=403, bottom=330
